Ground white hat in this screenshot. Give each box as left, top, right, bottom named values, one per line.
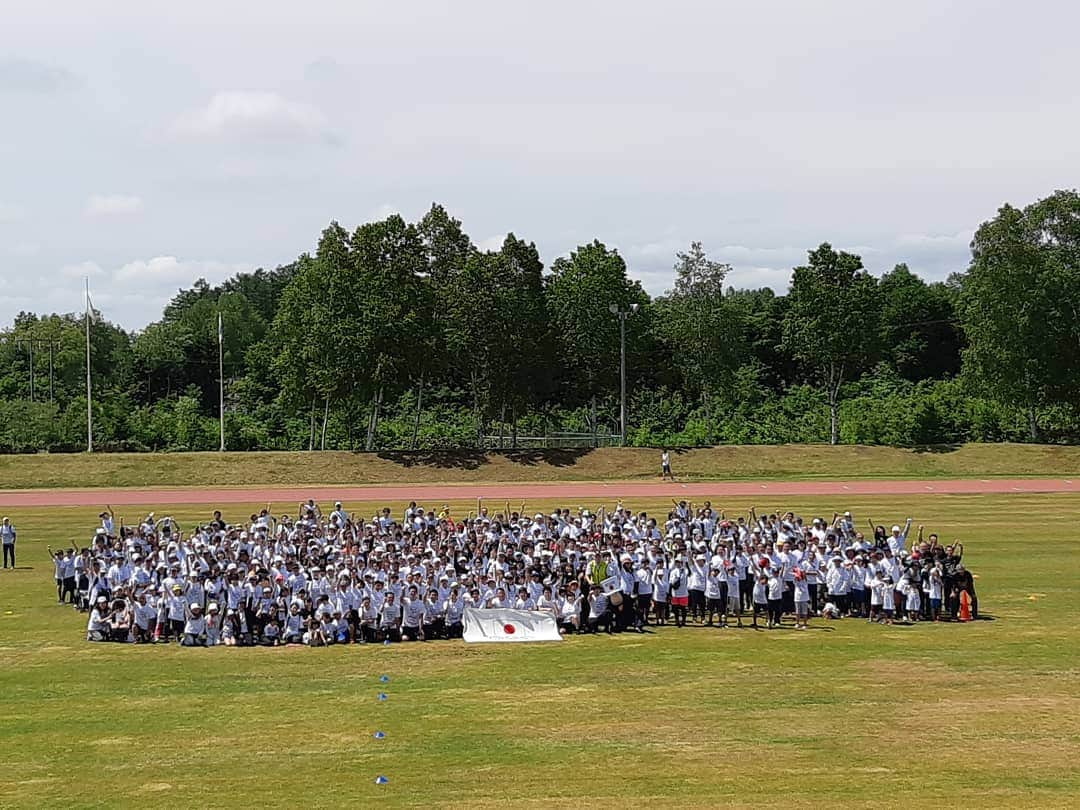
left=891, top=525, right=901, bottom=533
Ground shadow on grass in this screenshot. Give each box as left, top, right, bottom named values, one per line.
left=375, top=448, right=594, bottom=470
left=910, top=444, right=962, bottom=454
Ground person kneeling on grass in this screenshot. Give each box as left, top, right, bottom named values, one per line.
left=108, top=598, right=133, bottom=642
left=87, top=596, right=111, bottom=642
left=586, top=585, right=612, bottom=634
left=181, top=603, right=207, bottom=647
left=283, top=603, right=306, bottom=644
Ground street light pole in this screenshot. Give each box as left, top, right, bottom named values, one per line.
left=609, top=303, right=639, bottom=446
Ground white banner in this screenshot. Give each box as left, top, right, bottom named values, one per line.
left=462, top=607, right=563, bottom=643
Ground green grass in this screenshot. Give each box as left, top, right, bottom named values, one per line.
left=3, top=443, right=1080, bottom=489
left=0, top=493, right=1078, bottom=808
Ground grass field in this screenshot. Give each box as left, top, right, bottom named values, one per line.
left=2, top=443, right=1080, bottom=490
left=0, top=493, right=1077, bottom=808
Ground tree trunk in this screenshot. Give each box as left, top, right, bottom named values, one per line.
left=320, top=398, right=329, bottom=451
left=411, top=370, right=425, bottom=450
left=499, top=401, right=506, bottom=449
left=511, top=403, right=517, bottom=449
left=471, top=372, right=483, bottom=447
left=829, top=392, right=839, bottom=445
left=308, top=397, right=316, bottom=451
left=703, top=391, right=712, bottom=445
left=365, top=387, right=383, bottom=452
left=591, top=395, right=598, bottom=448
left=1028, top=406, right=1039, bottom=443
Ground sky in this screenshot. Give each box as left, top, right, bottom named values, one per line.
left=1, top=0, right=1077, bottom=330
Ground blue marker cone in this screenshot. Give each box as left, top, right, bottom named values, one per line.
left=373, top=730, right=386, bottom=739
left=383, top=639, right=391, bottom=646
left=374, top=775, right=389, bottom=785
left=379, top=675, right=390, bottom=683
left=377, top=692, right=388, bottom=701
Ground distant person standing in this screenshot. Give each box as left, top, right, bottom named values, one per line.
left=1, top=517, right=15, bottom=568
left=661, top=449, right=673, bottom=481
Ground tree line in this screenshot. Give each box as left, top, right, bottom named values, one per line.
left=1, top=189, right=1077, bottom=452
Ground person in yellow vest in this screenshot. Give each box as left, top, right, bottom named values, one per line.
left=586, top=552, right=609, bottom=587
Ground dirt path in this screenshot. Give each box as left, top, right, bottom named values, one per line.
left=1, top=477, right=1078, bottom=507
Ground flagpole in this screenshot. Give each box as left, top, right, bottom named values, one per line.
left=218, top=311, right=225, bottom=452
left=85, top=277, right=93, bottom=453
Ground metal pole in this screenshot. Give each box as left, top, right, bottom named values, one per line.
left=85, top=278, right=93, bottom=452
left=218, top=311, right=225, bottom=452
left=619, top=313, right=627, bottom=446
left=48, top=342, right=55, bottom=403
left=27, top=339, right=34, bottom=402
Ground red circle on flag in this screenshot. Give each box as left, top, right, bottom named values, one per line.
left=502, top=623, right=516, bottom=634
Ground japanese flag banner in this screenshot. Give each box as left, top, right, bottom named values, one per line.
left=462, top=607, right=562, bottom=643
left=600, top=575, right=622, bottom=595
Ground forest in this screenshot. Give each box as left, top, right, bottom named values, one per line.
left=1, top=189, right=1077, bottom=453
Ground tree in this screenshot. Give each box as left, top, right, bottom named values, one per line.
left=878, top=263, right=962, bottom=380
left=654, top=242, right=743, bottom=440
left=960, top=189, right=1080, bottom=440
left=545, top=241, right=649, bottom=438
left=782, top=243, right=881, bottom=444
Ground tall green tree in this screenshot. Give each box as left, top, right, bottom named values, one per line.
left=545, top=241, right=649, bottom=437
left=960, top=189, right=1080, bottom=440
left=878, top=263, right=962, bottom=380
left=654, top=242, right=743, bottom=440
left=782, top=242, right=881, bottom=444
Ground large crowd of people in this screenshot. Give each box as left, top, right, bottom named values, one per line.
left=50, top=498, right=980, bottom=646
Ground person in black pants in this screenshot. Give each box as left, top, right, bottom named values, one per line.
left=1, top=517, right=15, bottom=568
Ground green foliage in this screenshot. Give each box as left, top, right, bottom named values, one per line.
left=959, top=189, right=1080, bottom=439
left=3, top=192, right=1080, bottom=452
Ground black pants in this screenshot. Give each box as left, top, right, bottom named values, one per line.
left=2, top=545, right=13, bottom=567
left=62, top=577, right=77, bottom=604
left=809, top=583, right=819, bottom=614
left=689, top=589, right=706, bottom=620
left=636, top=594, right=652, bottom=626
left=587, top=612, right=612, bottom=633
left=740, top=578, right=753, bottom=611
left=767, top=598, right=783, bottom=626
left=781, top=585, right=794, bottom=615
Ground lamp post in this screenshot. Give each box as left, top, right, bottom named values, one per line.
left=608, top=302, right=639, bottom=446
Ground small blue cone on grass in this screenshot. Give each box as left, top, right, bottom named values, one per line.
left=374, top=775, right=389, bottom=785
left=377, top=692, right=388, bottom=701
left=383, top=639, right=391, bottom=646
left=373, top=730, right=386, bottom=739
left=379, top=674, right=390, bottom=683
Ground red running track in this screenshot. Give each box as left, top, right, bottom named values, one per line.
left=0, top=478, right=1078, bottom=508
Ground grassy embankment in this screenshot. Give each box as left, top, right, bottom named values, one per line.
left=1, top=443, right=1080, bottom=489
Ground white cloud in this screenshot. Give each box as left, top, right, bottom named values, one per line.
left=84, top=194, right=143, bottom=217
left=60, top=260, right=105, bottom=279
left=174, top=91, right=337, bottom=144
left=370, top=202, right=401, bottom=221
left=112, top=255, right=252, bottom=286
left=476, top=233, right=507, bottom=252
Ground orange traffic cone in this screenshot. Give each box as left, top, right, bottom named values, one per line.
left=959, top=591, right=972, bottom=622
